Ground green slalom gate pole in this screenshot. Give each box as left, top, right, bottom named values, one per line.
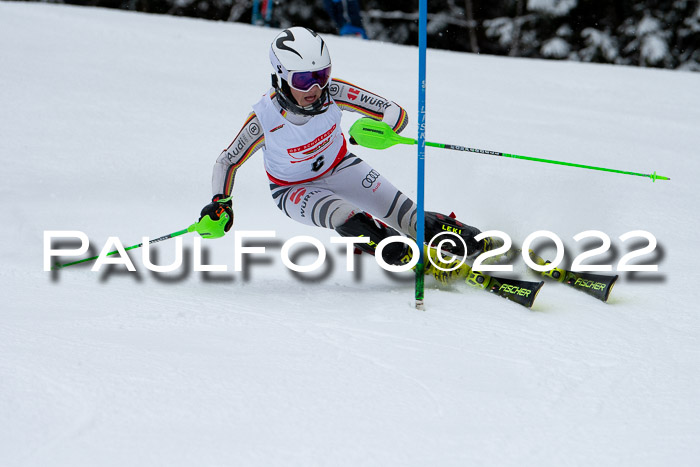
left=51, top=197, right=233, bottom=270
left=348, top=118, right=671, bottom=183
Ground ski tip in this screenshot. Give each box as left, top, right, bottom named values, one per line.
left=603, top=275, right=619, bottom=302
left=528, top=281, right=545, bottom=308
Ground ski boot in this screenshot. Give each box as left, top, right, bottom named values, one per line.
left=393, top=243, right=471, bottom=285
left=423, top=245, right=541, bottom=309
left=424, top=247, right=472, bottom=285
left=401, top=241, right=542, bottom=308
left=336, top=212, right=407, bottom=265
left=424, top=211, right=506, bottom=259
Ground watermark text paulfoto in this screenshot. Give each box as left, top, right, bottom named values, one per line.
left=44, top=229, right=661, bottom=274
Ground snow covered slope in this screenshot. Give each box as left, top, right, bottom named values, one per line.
left=1, top=2, right=699, bottom=466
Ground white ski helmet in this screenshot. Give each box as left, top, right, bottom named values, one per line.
left=269, top=27, right=332, bottom=115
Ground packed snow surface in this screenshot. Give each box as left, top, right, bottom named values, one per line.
left=1, top=2, right=699, bottom=466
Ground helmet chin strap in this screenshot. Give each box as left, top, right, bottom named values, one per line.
left=271, top=74, right=330, bottom=116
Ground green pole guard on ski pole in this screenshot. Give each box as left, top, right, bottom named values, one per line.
left=348, top=118, right=671, bottom=183
left=51, top=197, right=233, bottom=270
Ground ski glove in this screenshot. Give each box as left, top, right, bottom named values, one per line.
left=199, top=194, right=234, bottom=233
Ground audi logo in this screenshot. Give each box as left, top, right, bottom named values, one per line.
left=362, top=170, right=380, bottom=188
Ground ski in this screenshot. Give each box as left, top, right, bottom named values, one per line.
left=465, top=269, right=544, bottom=308
left=527, top=250, right=618, bottom=302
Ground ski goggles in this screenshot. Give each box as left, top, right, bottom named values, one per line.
left=287, top=66, right=332, bottom=92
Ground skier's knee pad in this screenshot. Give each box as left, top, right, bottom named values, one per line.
left=335, top=212, right=408, bottom=265
left=424, top=211, right=482, bottom=257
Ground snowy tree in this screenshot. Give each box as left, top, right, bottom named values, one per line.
left=614, top=1, right=698, bottom=69
left=678, top=1, right=700, bottom=70
left=31, top=0, right=698, bottom=71
left=540, top=24, right=572, bottom=58
left=578, top=28, right=620, bottom=63
left=483, top=0, right=538, bottom=57
left=527, top=0, right=577, bottom=17
left=620, top=12, right=672, bottom=67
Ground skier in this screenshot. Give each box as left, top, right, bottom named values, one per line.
left=198, top=27, right=498, bottom=284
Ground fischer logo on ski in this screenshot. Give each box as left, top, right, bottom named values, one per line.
left=498, top=283, right=533, bottom=297
left=528, top=249, right=618, bottom=302
left=573, top=278, right=608, bottom=291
